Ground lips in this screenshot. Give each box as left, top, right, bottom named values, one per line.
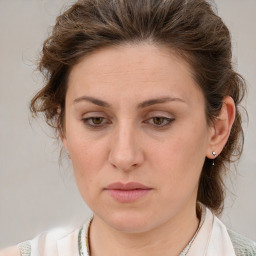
left=106, top=182, right=151, bottom=190
left=104, top=182, right=152, bottom=203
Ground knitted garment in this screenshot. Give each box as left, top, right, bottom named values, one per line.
left=17, top=241, right=31, bottom=256
left=228, top=230, right=256, bottom=256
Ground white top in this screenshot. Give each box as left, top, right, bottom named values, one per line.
left=18, top=207, right=237, bottom=256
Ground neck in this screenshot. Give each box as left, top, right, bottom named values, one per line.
left=89, top=203, right=200, bottom=256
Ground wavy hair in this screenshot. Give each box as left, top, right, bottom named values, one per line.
left=31, top=0, right=246, bottom=214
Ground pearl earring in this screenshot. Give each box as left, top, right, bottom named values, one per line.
left=212, top=151, right=217, bottom=166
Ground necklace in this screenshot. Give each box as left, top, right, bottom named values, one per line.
left=78, top=206, right=206, bottom=256
left=78, top=216, right=92, bottom=256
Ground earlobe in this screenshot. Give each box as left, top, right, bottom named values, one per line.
left=207, top=96, right=236, bottom=159
left=61, top=130, right=69, bottom=154
left=58, top=106, right=70, bottom=155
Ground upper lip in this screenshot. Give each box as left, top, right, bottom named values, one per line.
left=105, top=182, right=152, bottom=190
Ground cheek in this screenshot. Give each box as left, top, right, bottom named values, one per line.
left=70, top=140, right=105, bottom=175
left=67, top=129, right=108, bottom=185
left=69, top=140, right=105, bottom=203
left=147, top=141, right=202, bottom=209
left=147, top=124, right=208, bottom=190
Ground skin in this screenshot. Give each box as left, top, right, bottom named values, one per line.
left=0, top=246, right=21, bottom=256
left=62, top=43, right=235, bottom=256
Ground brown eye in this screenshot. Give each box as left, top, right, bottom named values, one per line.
left=91, top=117, right=104, bottom=125
left=146, top=116, right=175, bottom=127
left=152, top=117, right=165, bottom=125
left=82, top=116, right=109, bottom=128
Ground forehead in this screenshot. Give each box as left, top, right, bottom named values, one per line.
left=67, top=43, right=203, bottom=105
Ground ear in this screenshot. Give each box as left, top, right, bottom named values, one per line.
left=57, top=106, right=70, bottom=155
left=61, top=131, right=69, bottom=154
left=206, top=96, right=236, bottom=159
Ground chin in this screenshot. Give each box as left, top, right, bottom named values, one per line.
left=102, top=210, right=158, bottom=233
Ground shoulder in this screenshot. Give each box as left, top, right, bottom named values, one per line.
left=228, top=229, right=256, bottom=256
left=0, top=246, right=21, bottom=256
left=8, top=225, right=82, bottom=256
left=0, top=241, right=31, bottom=256
left=1, top=218, right=92, bottom=256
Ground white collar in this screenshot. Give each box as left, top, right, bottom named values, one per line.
left=54, top=207, right=236, bottom=256
left=187, top=207, right=236, bottom=256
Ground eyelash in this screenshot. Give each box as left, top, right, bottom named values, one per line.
left=82, top=117, right=110, bottom=128
left=82, top=116, right=175, bottom=129
left=145, top=117, right=175, bottom=127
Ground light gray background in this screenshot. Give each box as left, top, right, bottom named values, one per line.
left=0, top=0, right=255, bottom=249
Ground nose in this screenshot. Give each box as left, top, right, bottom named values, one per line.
left=108, top=123, right=144, bottom=172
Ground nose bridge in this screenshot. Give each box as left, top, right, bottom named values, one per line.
left=109, top=120, right=143, bottom=171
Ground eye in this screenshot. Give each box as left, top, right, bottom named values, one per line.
left=146, top=116, right=174, bottom=127
left=82, top=117, right=109, bottom=127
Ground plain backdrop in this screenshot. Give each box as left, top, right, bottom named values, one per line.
left=0, top=0, right=255, bottom=249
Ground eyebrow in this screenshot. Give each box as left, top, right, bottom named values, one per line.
left=74, top=96, right=111, bottom=107
left=73, top=96, right=186, bottom=108
left=137, top=97, right=186, bottom=108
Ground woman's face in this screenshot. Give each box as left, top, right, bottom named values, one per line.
left=63, top=43, right=214, bottom=233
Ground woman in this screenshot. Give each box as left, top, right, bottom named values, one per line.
left=2, top=0, right=256, bottom=255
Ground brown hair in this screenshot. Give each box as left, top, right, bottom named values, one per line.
left=31, top=0, right=246, bottom=214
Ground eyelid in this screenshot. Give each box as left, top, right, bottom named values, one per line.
left=144, top=116, right=175, bottom=127
left=80, top=111, right=175, bottom=129
left=81, top=110, right=111, bottom=127
left=145, top=110, right=175, bottom=119
left=82, top=116, right=111, bottom=128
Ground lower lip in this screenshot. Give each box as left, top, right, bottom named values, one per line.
left=106, top=189, right=152, bottom=203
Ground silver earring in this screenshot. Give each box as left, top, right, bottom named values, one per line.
left=212, top=151, right=217, bottom=166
